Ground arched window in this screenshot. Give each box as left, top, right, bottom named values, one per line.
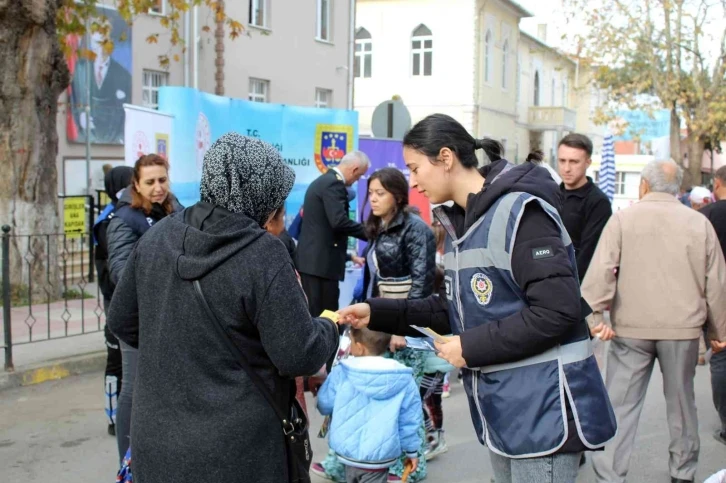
left=501, top=39, right=509, bottom=89
left=354, top=28, right=372, bottom=78
left=411, top=24, right=433, bottom=76
left=551, top=77, right=556, bottom=105
left=534, top=71, right=540, bottom=106
left=484, top=30, right=492, bottom=83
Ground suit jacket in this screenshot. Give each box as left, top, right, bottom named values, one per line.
left=296, top=170, right=366, bottom=280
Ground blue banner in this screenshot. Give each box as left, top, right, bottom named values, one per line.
left=158, top=87, right=359, bottom=224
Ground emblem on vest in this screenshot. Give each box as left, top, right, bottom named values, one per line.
left=146, top=217, right=154, bottom=226
left=470, top=273, right=493, bottom=306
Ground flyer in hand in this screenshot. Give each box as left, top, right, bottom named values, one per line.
left=410, top=325, right=450, bottom=343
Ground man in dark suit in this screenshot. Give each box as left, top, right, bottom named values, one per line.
left=70, top=30, right=131, bottom=144
left=297, top=151, right=370, bottom=316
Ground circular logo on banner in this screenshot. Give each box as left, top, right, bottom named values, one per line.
left=134, top=131, right=150, bottom=159
left=470, top=273, right=493, bottom=306
left=195, top=112, right=211, bottom=172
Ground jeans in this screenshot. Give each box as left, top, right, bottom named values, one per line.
left=116, top=340, right=138, bottom=463
left=488, top=450, right=581, bottom=483
left=712, top=349, right=726, bottom=433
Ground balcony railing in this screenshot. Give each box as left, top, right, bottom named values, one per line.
left=528, top=106, right=577, bottom=131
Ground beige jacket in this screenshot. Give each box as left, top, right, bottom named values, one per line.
left=582, top=192, right=726, bottom=341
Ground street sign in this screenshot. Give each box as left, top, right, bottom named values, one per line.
left=63, top=197, right=86, bottom=238
left=371, top=99, right=412, bottom=140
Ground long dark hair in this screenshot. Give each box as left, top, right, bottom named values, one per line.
left=402, top=113, right=503, bottom=167
left=363, top=168, right=414, bottom=240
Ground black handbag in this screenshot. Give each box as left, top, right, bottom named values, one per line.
left=192, top=280, right=312, bottom=483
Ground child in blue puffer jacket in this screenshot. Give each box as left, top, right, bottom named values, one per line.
left=317, top=327, right=422, bottom=483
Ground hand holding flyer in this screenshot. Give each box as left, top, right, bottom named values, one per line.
left=410, top=325, right=450, bottom=344
left=320, top=310, right=340, bottom=324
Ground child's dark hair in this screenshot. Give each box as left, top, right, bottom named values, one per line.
left=403, top=113, right=503, bottom=167
left=350, top=327, right=391, bottom=356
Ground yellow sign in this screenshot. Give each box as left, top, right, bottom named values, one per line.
left=63, top=197, right=86, bottom=238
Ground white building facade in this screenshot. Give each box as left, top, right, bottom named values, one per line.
left=354, top=0, right=605, bottom=164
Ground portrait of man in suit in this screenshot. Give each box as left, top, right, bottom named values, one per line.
left=67, top=9, right=132, bottom=145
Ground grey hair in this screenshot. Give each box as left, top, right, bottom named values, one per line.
left=339, top=150, right=371, bottom=170
left=641, top=159, right=683, bottom=196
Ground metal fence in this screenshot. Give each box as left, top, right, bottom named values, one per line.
left=1, top=225, right=105, bottom=372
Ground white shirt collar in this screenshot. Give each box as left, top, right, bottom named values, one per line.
left=332, top=167, right=346, bottom=184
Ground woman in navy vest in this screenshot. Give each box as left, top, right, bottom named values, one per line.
left=339, top=114, right=616, bottom=483
left=107, top=154, right=183, bottom=462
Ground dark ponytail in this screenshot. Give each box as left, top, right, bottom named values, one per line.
left=526, top=150, right=544, bottom=163
left=403, top=113, right=503, bottom=168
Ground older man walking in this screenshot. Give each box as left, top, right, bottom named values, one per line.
left=582, top=159, right=726, bottom=483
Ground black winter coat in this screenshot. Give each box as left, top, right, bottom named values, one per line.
left=106, top=190, right=183, bottom=284
left=296, top=170, right=367, bottom=281
left=107, top=202, right=339, bottom=483
left=363, top=211, right=436, bottom=300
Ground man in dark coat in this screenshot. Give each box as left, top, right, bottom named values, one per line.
left=557, top=133, right=612, bottom=281
left=296, top=151, right=370, bottom=316
left=108, top=133, right=339, bottom=483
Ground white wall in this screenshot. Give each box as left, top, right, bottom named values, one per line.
left=354, top=0, right=477, bottom=135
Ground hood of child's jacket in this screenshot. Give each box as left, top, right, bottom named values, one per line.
left=340, top=357, right=413, bottom=400
left=169, top=202, right=268, bottom=281
left=460, top=160, right=563, bottom=231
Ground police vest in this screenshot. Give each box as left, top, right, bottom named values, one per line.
left=435, top=191, right=617, bottom=458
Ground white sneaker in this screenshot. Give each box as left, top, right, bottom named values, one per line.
left=424, top=431, right=449, bottom=461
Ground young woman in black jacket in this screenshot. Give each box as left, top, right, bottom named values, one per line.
left=338, top=114, right=616, bottom=483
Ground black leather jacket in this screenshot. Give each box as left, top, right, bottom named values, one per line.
left=363, top=211, right=436, bottom=300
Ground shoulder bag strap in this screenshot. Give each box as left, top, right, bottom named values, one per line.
left=192, top=280, right=295, bottom=434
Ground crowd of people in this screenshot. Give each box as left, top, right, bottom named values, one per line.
left=93, top=113, right=726, bottom=483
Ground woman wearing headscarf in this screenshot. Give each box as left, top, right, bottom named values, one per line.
left=108, top=133, right=339, bottom=483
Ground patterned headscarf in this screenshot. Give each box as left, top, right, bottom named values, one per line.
left=200, top=133, right=295, bottom=226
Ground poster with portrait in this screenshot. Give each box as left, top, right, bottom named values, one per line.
left=65, top=7, right=132, bottom=145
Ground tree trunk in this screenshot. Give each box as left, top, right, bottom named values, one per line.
left=214, top=0, right=225, bottom=96
left=687, top=137, right=705, bottom=188
left=670, top=107, right=682, bottom=166
left=0, top=0, right=69, bottom=299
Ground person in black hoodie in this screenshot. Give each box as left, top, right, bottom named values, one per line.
left=106, top=154, right=183, bottom=461
left=557, top=134, right=612, bottom=281
left=338, top=114, right=616, bottom=483
left=93, top=166, right=133, bottom=437
left=107, top=133, right=339, bottom=483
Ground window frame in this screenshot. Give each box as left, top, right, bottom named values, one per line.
left=249, top=0, right=268, bottom=29
left=148, top=0, right=165, bottom=15
left=411, top=25, right=433, bottom=77
left=248, top=78, right=269, bottom=103
left=315, top=88, right=332, bottom=108
left=354, top=28, right=372, bottom=78
left=316, top=0, right=331, bottom=42
left=501, top=39, right=509, bottom=90
left=141, top=69, right=169, bottom=109
left=484, top=29, right=492, bottom=84
left=615, top=171, right=626, bottom=195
